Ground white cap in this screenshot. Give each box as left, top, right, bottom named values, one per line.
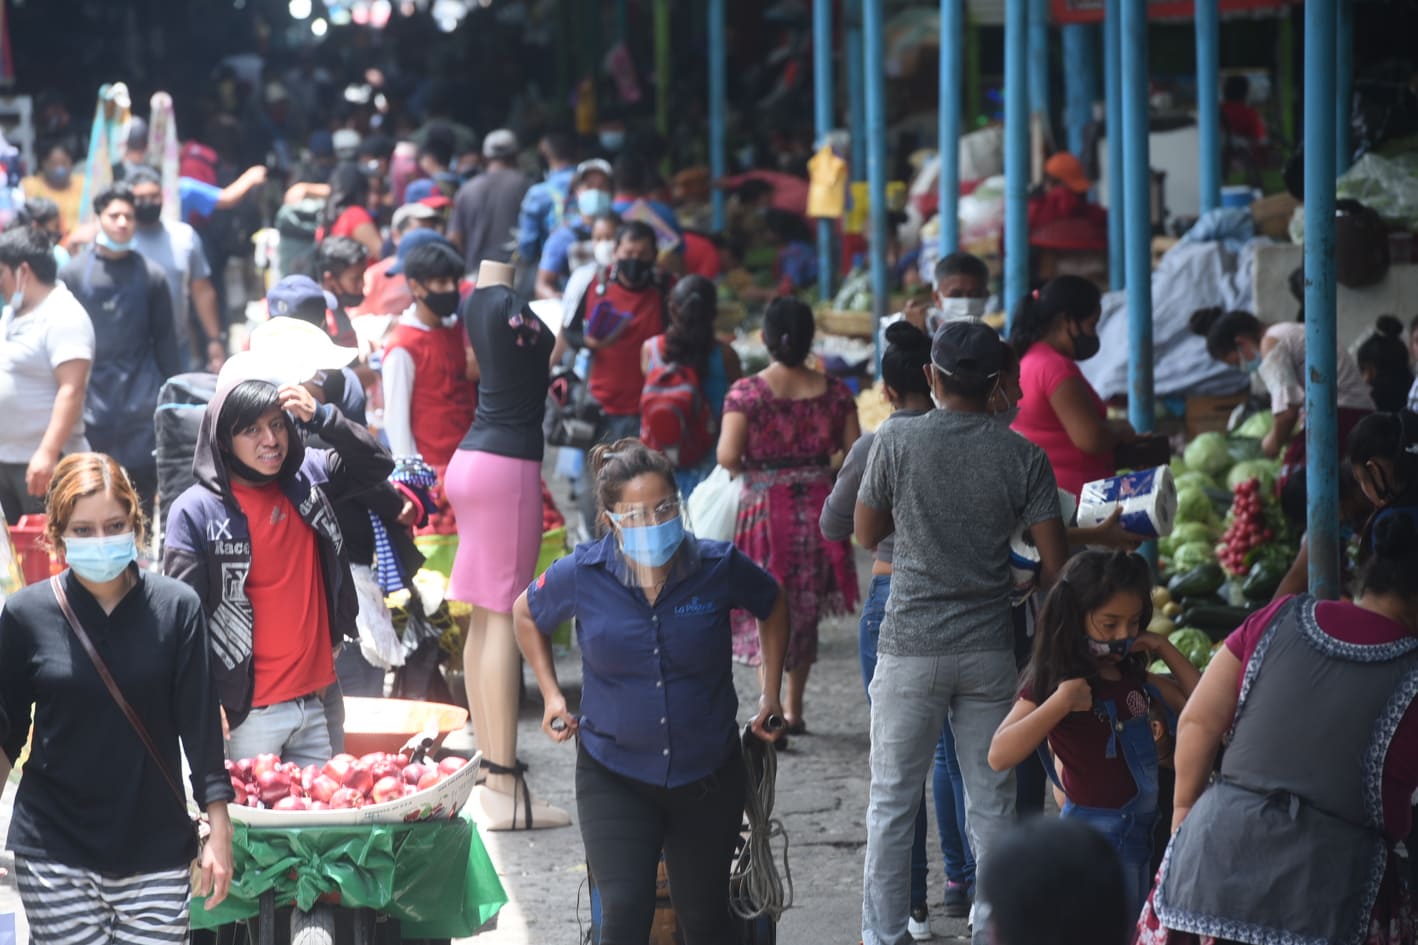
left=483, top=128, right=518, bottom=160
left=332, top=128, right=362, bottom=159
left=239, top=318, right=359, bottom=388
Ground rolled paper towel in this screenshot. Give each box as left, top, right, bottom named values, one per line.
left=1009, top=488, right=1082, bottom=602
left=1077, top=466, right=1177, bottom=539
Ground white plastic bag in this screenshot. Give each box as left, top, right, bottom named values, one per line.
left=687, top=466, right=741, bottom=542
left=350, top=564, right=405, bottom=670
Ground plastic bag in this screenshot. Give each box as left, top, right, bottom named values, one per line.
left=687, top=466, right=741, bottom=542
left=350, top=564, right=405, bottom=670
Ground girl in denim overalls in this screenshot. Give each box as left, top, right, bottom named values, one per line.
left=988, top=550, right=1199, bottom=918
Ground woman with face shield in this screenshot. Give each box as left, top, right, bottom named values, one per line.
left=513, top=439, right=788, bottom=945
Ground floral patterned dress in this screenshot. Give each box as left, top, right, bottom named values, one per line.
left=722, top=373, right=859, bottom=669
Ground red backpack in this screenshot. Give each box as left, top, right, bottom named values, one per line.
left=639, top=349, right=716, bottom=469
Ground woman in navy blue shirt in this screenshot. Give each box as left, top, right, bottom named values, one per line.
left=514, top=438, right=788, bottom=945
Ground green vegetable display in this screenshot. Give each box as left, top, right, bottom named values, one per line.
left=1236, top=411, right=1274, bottom=439
left=1226, top=437, right=1265, bottom=466
left=1175, top=487, right=1217, bottom=526
left=1170, top=541, right=1217, bottom=575
left=1179, top=605, right=1253, bottom=641
left=1174, top=471, right=1220, bottom=494
left=1184, top=432, right=1233, bottom=479
left=1241, top=551, right=1291, bottom=602
left=1168, top=628, right=1214, bottom=669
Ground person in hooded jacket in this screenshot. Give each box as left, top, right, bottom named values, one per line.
left=161, top=363, right=394, bottom=765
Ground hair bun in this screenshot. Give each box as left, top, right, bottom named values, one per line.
left=885, top=320, right=930, bottom=351
left=1189, top=306, right=1223, bottom=338
left=1377, top=315, right=1404, bottom=338
left=1374, top=510, right=1418, bottom=561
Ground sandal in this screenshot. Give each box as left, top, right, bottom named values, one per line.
left=480, top=758, right=534, bottom=829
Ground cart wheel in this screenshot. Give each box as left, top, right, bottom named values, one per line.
left=290, top=905, right=336, bottom=945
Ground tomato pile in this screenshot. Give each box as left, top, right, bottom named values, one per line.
left=226, top=752, right=469, bottom=811
left=1217, top=478, right=1275, bottom=576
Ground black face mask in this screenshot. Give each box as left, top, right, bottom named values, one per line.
left=422, top=289, right=461, bottom=319
left=616, top=257, right=654, bottom=289
left=336, top=290, right=365, bottom=308
left=1070, top=322, right=1101, bottom=362
left=135, top=201, right=163, bottom=225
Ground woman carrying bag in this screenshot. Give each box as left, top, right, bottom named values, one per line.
left=0, top=453, right=234, bottom=944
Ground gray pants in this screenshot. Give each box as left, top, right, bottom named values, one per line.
left=862, top=649, right=1018, bottom=945
left=0, top=462, right=43, bottom=526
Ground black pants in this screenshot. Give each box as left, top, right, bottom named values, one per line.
left=577, top=742, right=746, bottom=945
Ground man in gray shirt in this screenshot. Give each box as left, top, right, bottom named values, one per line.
left=450, top=129, right=530, bottom=272
left=855, top=321, right=1068, bottom=945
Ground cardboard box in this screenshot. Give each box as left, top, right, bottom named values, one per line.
left=1185, top=394, right=1247, bottom=439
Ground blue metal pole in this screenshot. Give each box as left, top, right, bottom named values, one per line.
left=1306, top=0, right=1340, bottom=599
left=1195, top=0, right=1221, bottom=215
left=1335, top=0, right=1353, bottom=173
left=864, top=0, right=888, bottom=373
left=846, top=0, right=867, bottom=181
left=1104, top=0, right=1125, bottom=290
left=709, top=0, right=727, bottom=232
left=1121, top=0, right=1152, bottom=435
left=1029, top=0, right=1050, bottom=146
left=813, top=0, right=835, bottom=299
left=1061, top=24, right=1097, bottom=160
left=939, top=0, right=962, bottom=254
left=1003, top=0, right=1029, bottom=330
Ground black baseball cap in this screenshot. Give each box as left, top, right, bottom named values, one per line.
left=931, top=319, right=1004, bottom=377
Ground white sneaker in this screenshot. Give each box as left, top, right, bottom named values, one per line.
left=908, top=905, right=933, bottom=941
left=968, top=901, right=976, bottom=930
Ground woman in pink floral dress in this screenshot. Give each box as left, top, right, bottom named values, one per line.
left=717, top=297, right=859, bottom=733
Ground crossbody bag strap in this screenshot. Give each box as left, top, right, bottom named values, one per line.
left=49, top=575, right=189, bottom=811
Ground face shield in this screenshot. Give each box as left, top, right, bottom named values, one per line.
left=605, top=495, right=697, bottom=589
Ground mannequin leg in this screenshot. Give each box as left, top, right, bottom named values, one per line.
left=468, top=609, right=571, bottom=830
left=461, top=608, right=490, bottom=749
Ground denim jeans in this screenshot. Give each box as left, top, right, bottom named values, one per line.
left=226, top=693, right=333, bottom=767
left=863, top=649, right=1018, bottom=945
left=859, top=575, right=975, bottom=897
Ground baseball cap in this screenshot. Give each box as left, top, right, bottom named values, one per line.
left=248, top=317, right=359, bottom=383
left=332, top=129, right=362, bottom=160
left=266, top=275, right=337, bottom=321
left=1044, top=151, right=1091, bottom=195
left=388, top=229, right=454, bottom=275
left=931, top=319, right=1004, bottom=377
left=307, top=130, right=334, bottom=159
left=392, top=201, right=441, bottom=233
left=483, top=128, right=518, bottom=160
left=573, top=158, right=613, bottom=188
left=419, top=193, right=452, bottom=210
left=126, top=117, right=149, bottom=153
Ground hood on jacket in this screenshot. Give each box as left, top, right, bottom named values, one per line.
left=194, top=376, right=307, bottom=495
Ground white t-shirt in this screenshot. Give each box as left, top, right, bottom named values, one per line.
left=0, top=283, right=95, bottom=463
left=1262, top=322, right=1374, bottom=414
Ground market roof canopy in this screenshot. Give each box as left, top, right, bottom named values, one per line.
left=1050, top=0, right=1300, bottom=24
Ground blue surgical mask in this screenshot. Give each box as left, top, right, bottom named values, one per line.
left=617, top=515, right=685, bottom=568
left=1240, top=354, right=1261, bottom=375
left=96, top=231, right=134, bottom=253
left=64, top=532, right=138, bottom=583
left=577, top=189, right=612, bottom=218
left=599, top=131, right=625, bottom=152
left=1087, top=637, right=1132, bottom=659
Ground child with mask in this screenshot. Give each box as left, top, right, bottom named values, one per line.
left=989, top=550, right=1199, bottom=919
left=1189, top=306, right=1372, bottom=467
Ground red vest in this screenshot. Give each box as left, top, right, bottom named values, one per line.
left=588, top=280, right=666, bottom=416
left=384, top=321, right=478, bottom=467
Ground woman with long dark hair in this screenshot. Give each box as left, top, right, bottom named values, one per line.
left=640, top=275, right=743, bottom=495
left=317, top=163, right=382, bottom=258
left=718, top=296, right=859, bottom=733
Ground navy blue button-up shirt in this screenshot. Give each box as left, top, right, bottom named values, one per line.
left=527, top=534, right=780, bottom=788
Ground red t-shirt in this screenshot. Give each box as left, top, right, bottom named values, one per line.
left=331, top=206, right=375, bottom=239
left=1226, top=596, right=1418, bottom=842
left=1220, top=101, right=1267, bottom=142
left=588, top=281, right=665, bottom=416
left=1021, top=669, right=1153, bottom=809
left=1012, top=342, right=1113, bottom=497
left=231, top=481, right=336, bottom=708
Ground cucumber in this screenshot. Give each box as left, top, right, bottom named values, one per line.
left=1167, top=562, right=1225, bottom=599
left=1178, top=605, right=1253, bottom=642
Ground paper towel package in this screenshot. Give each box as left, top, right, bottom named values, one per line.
left=1077, top=466, right=1178, bottom=539
left=1009, top=488, right=1082, bottom=602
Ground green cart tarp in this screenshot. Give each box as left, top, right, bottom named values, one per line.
left=191, top=813, right=506, bottom=938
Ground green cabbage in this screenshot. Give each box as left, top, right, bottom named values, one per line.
left=1171, top=541, right=1216, bottom=573
left=1184, top=432, right=1233, bottom=478
left=1176, top=486, right=1217, bottom=525
left=1174, top=471, right=1219, bottom=494
left=1236, top=410, right=1274, bottom=439
left=1169, top=628, right=1213, bottom=669
left=1226, top=458, right=1279, bottom=495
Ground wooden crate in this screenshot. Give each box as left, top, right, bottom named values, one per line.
left=1185, top=393, right=1247, bottom=439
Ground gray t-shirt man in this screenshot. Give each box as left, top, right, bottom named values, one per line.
left=858, top=408, right=1060, bottom=656
left=451, top=166, right=531, bottom=270
left=133, top=219, right=211, bottom=366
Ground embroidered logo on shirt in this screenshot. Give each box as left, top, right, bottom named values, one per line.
left=674, top=596, right=716, bottom=618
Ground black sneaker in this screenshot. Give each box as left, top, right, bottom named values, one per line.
left=943, top=880, right=973, bottom=918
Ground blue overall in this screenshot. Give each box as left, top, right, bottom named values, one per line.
left=1040, top=694, right=1159, bottom=919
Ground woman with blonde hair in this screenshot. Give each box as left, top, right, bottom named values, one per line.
left=0, top=453, right=233, bottom=944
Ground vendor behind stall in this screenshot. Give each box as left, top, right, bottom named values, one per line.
left=1028, top=153, right=1107, bottom=235
left=1189, top=307, right=1373, bottom=469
